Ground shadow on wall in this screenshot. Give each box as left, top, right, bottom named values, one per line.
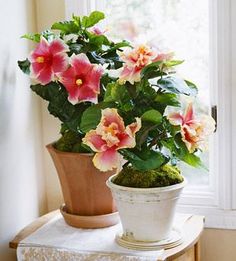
left=0, top=0, right=47, bottom=260
left=0, top=53, right=16, bottom=144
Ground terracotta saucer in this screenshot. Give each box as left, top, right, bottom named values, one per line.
left=60, top=204, right=120, bottom=229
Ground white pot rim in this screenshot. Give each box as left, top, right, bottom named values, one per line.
left=106, top=174, right=187, bottom=194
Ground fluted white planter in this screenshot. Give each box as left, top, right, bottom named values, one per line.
left=107, top=175, right=186, bottom=243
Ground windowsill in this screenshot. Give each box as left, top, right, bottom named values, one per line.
left=177, top=204, right=236, bottom=229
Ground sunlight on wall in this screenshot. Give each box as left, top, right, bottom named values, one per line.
left=0, top=0, right=46, bottom=260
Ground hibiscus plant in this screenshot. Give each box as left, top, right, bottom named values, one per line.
left=18, top=11, right=215, bottom=187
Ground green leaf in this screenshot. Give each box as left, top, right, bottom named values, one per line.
left=69, top=43, right=83, bottom=54
left=21, top=33, right=41, bottom=42
left=18, top=59, right=30, bottom=75
left=87, top=33, right=110, bottom=48
left=184, top=79, right=198, bottom=94
left=137, top=80, right=157, bottom=99
left=164, top=60, right=184, bottom=67
left=81, top=11, right=105, bottom=28
left=181, top=153, right=206, bottom=169
left=157, top=76, right=198, bottom=96
left=72, top=15, right=81, bottom=27
left=141, top=109, right=162, bottom=125
left=103, top=41, right=131, bottom=54
left=141, top=61, right=163, bottom=79
left=120, top=149, right=167, bottom=171
left=173, top=134, right=206, bottom=169
left=136, top=122, right=157, bottom=149
left=104, top=83, right=133, bottom=111
left=104, top=83, right=113, bottom=102
left=80, top=102, right=113, bottom=133
left=51, top=21, right=80, bottom=34
left=24, top=30, right=55, bottom=42
left=31, top=83, right=87, bottom=132
left=155, top=93, right=181, bottom=107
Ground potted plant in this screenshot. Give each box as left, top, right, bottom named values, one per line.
left=18, top=11, right=215, bottom=240
left=80, top=28, right=215, bottom=248
left=17, top=11, right=132, bottom=228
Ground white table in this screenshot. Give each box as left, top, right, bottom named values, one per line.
left=10, top=210, right=204, bottom=261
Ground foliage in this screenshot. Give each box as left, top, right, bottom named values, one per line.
left=18, top=11, right=215, bottom=178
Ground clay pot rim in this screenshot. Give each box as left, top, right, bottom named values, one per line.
left=106, top=174, right=187, bottom=194
left=46, top=142, right=94, bottom=156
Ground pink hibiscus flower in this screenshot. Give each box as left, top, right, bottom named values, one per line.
left=168, top=103, right=215, bottom=153
left=58, top=54, right=104, bottom=104
left=90, top=26, right=107, bottom=35
left=118, top=44, right=157, bottom=84
left=82, top=108, right=141, bottom=172
left=30, top=37, right=69, bottom=85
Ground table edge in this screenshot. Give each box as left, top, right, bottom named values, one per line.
left=9, top=210, right=59, bottom=249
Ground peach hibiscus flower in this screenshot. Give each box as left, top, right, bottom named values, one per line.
left=58, top=54, right=104, bottom=105
left=154, top=52, right=174, bottom=62
left=118, top=44, right=157, bottom=84
left=83, top=108, right=141, bottom=172
left=168, top=104, right=215, bottom=153
left=30, top=37, right=69, bottom=85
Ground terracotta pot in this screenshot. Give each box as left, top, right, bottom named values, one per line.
left=47, top=144, right=119, bottom=228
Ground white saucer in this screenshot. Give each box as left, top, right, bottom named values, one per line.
left=116, top=228, right=183, bottom=251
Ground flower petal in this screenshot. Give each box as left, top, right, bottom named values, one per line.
left=153, top=52, right=174, bottom=62
left=86, top=64, right=104, bottom=94
left=119, top=65, right=141, bottom=84
left=76, top=84, right=98, bottom=103
left=82, top=130, right=107, bottom=152
left=58, top=67, right=79, bottom=103
left=70, top=53, right=92, bottom=75
left=118, top=118, right=141, bottom=149
left=30, top=37, right=49, bottom=61
left=126, top=117, right=142, bottom=136
left=52, top=53, right=68, bottom=73
left=118, top=133, right=136, bottom=149
left=30, top=62, right=45, bottom=78
left=99, top=108, right=125, bottom=133
left=184, top=103, right=194, bottom=123
left=93, top=149, right=124, bottom=172
left=36, top=66, right=53, bottom=85
left=49, top=38, right=69, bottom=54
left=168, top=112, right=184, bottom=126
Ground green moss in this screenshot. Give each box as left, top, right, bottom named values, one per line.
left=54, top=130, right=89, bottom=153
left=113, top=164, right=184, bottom=188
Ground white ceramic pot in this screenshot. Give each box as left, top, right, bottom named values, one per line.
left=107, top=175, right=186, bottom=242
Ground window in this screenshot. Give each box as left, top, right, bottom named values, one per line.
left=104, top=0, right=211, bottom=189
left=65, top=0, right=236, bottom=228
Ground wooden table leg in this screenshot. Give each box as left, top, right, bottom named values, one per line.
left=194, top=241, right=200, bottom=261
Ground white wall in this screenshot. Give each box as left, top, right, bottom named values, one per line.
left=0, top=0, right=47, bottom=260
left=35, top=0, right=65, bottom=211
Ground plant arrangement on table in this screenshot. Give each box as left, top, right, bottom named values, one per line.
left=18, top=11, right=215, bottom=245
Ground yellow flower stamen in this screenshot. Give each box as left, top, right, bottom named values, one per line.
left=138, top=45, right=146, bottom=54
left=106, top=123, right=118, bottom=136
left=36, top=56, right=45, bottom=63
left=76, top=79, right=83, bottom=86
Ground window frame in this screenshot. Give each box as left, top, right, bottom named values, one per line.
left=65, top=0, right=236, bottom=229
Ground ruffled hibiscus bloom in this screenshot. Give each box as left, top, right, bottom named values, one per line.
left=118, top=44, right=157, bottom=84
left=153, top=52, right=174, bottom=62
left=168, top=103, right=215, bottom=153
left=83, top=108, right=141, bottom=172
left=58, top=54, right=104, bottom=104
left=30, top=37, right=69, bottom=85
